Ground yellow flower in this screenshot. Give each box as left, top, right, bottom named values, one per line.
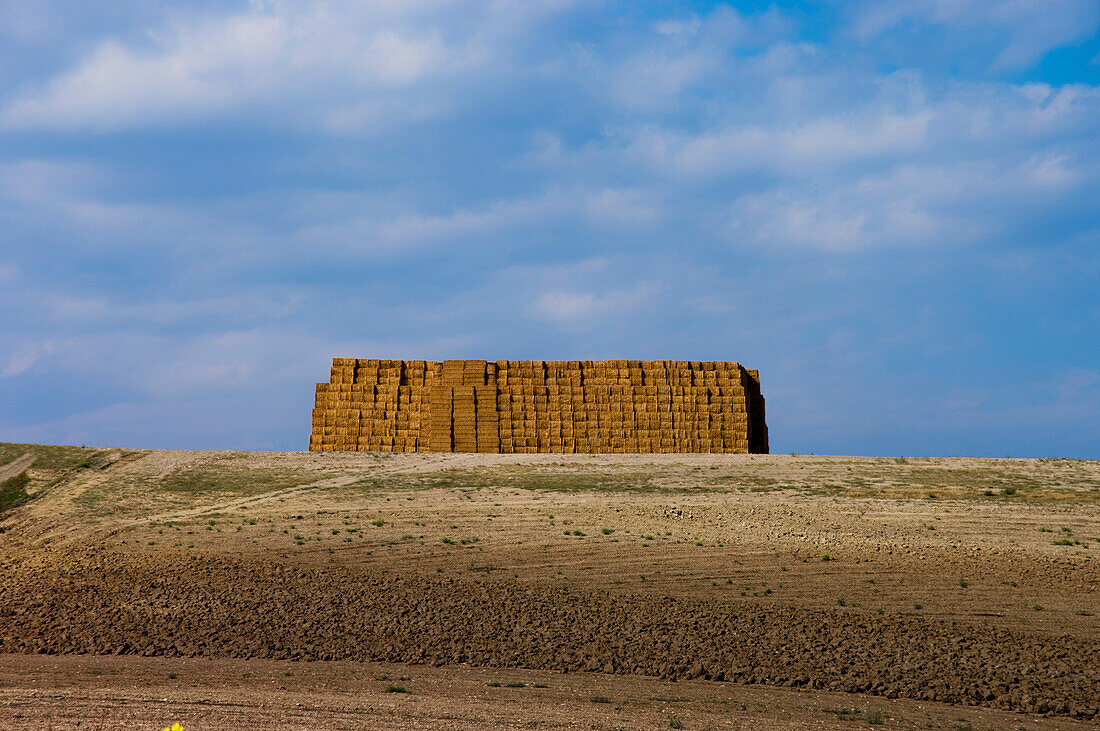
left=161, top=724, right=183, bottom=731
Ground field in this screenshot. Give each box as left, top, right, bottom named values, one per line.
left=1, top=443, right=1098, bottom=729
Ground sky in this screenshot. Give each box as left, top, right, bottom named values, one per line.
left=1, top=0, right=1098, bottom=457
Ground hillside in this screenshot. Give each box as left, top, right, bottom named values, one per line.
left=1, top=444, right=1098, bottom=729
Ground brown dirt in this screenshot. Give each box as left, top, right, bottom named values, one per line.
left=1, top=446, right=1098, bottom=727
left=2, top=654, right=1095, bottom=730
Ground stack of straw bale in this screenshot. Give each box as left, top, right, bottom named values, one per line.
left=309, top=359, right=767, bottom=454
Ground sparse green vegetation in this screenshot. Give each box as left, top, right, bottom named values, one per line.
left=0, top=472, right=30, bottom=513
left=0, top=442, right=105, bottom=472
left=160, top=465, right=317, bottom=498
left=347, top=466, right=660, bottom=495
left=68, top=455, right=326, bottom=517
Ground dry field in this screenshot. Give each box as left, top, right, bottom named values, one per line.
left=1, top=442, right=1098, bottom=729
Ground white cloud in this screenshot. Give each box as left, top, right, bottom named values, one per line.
left=2, top=349, right=39, bottom=378
left=527, top=282, right=659, bottom=328
left=986, top=0, right=1100, bottom=69
left=0, top=158, right=228, bottom=259
left=583, top=188, right=661, bottom=224
left=0, top=1, right=563, bottom=132
left=269, top=185, right=662, bottom=258
left=583, top=5, right=791, bottom=112
left=530, top=291, right=597, bottom=321
left=0, top=158, right=107, bottom=203
left=731, top=190, right=874, bottom=253
left=20, top=291, right=304, bottom=327
left=374, top=194, right=558, bottom=244
left=2, top=15, right=288, bottom=129
left=851, top=0, right=1100, bottom=69
left=725, top=153, right=1091, bottom=252
left=630, top=109, right=933, bottom=179
left=614, top=77, right=1100, bottom=183
left=508, top=258, right=664, bottom=330
left=0, top=339, right=68, bottom=379
left=1023, top=153, right=1084, bottom=188
left=1014, top=84, right=1100, bottom=136
left=0, top=155, right=663, bottom=268
left=654, top=17, right=701, bottom=38
left=608, top=49, right=716, bottom=112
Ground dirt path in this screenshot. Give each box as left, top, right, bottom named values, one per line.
left=0, top=453, right=34, bottom=484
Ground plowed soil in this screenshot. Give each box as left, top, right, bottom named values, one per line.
left=1, top=444, right=1098, bottom=728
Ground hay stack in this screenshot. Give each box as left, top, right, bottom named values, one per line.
left=309, top=359, right=768, bottom=454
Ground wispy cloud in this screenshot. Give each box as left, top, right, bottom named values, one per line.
left=527, top=282, right=661, bottom=329
left=849, top=0, right=1100, bottom=69
left=0, top=1, right=566, bottom=132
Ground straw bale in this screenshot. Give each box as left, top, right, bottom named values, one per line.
left=309, top=358, right=765, bottom=454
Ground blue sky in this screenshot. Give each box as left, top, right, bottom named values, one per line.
left=1, top=0, right=1098, bottom=457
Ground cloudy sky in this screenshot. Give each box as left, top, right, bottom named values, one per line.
left=1, top=1, right=1098, bottom=457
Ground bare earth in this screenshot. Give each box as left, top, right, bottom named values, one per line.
left=1, top=443, right=1097, bottom=729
